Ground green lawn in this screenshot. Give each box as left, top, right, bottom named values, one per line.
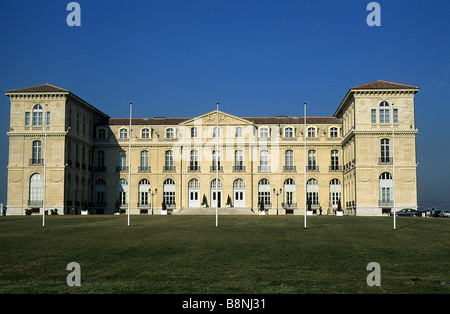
left=0, top=215, right=449, bottom=294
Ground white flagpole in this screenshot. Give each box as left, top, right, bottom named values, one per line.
left=43, top=104, right=48, bottom=227
left=128, top=102, right=132, bottom=226
left=304, top=102, right=307, bottom=229
left=216, top=103, right=219, bottom=227
left=392, top=103, right=396, bottom=230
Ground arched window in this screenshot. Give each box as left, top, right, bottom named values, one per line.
left=94, top=179, right=106, bottom=205
left=258, top=179, right=271, bottom=207
left=329, top=179, right=342, bottom=206
left=379, top=172, right=393, bottom=206
left=163, top=178, right=175, bottom=206
left=117, top=179, right=128, bottom=205
left=233, top=179, right=245, bottom=207
left=188, top=179, right=200, bottom=207
left=307, top=178, right=319, bottom=206
left=32, top=104, right=43, bottom=126
left=284, top=178, right=296, bottom=207
left=138, top=179, right=150, bottom=206
left=29, top=173, right=43, bottom=206
left=379, top=101, right=390, bottom=124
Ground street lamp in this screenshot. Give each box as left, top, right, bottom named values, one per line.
left=273, top=188, right=282, bottom=215
left=150, top=188, right=157, bottom=215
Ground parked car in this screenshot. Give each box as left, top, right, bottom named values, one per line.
left=441, top=210, right=450, bottom=218
left=395, top=208, right=421, bottom=217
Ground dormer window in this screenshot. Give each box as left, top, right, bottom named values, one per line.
left=260, top=127, right=269, bottom=138
left=308, top=127, right=316, bottom=138
left=141, top=128, right=150, bottom=138
left=166, top=128, right=174, bottom=138
left=98, top=129, right=106, bottom=138
left=285, top=127, right=293, bottom=137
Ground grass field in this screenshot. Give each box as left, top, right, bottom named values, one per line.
left=0, top=215, right=449, bottom=294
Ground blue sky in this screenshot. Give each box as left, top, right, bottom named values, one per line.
left=0, top=0, right=449, bottom=206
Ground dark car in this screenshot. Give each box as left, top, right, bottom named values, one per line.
left=396, top=208, right=421, bottom=217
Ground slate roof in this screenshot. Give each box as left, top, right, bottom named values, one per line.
left=351, top=80, right=419, bottom=90
left=5, top=83, right=69, bottom=93
left=105, top=116, right=340, bottom=126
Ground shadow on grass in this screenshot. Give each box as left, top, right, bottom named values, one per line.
left=395, top=219, right=421, bottom=230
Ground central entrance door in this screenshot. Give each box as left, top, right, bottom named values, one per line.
left=211, top=179, right=222, bottom=208
left=233, top=178, right=245, bottom=207
left=188, top=179, right=200, bottom=207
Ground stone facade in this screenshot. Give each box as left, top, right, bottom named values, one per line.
left=4, top=80, right=419, bottom=216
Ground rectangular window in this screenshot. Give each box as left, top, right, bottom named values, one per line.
left=331, top=150, right=339, bottom=171
left=25, top=112, right=30, bottom=126
left=258, top=192, right=271, bottom=207
left=379, top=109, right=390, bottom=124
left=236, top=127, right=242, bottom=137
left=165, top=151, right=174, bottom=171
left=393, top=109, right=398, bottom=123
left=307, top=192, right=319, bottom=206
left=46, top=111, right=51, bottom=126
left=190, top=150, right=199, bottom=170
left=164, top=192, right=175, bottom=206
left=371, top=109, right=376, bottom=123
left=119, top=191, right=127, bottom=205
left=191, top=127, right=197, bottom=138
left=308, top=150, right=317, bottom=170
left=140, top=151, right=149, bottom=171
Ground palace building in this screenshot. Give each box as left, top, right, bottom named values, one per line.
left=4, top=80, right=419, bottom=216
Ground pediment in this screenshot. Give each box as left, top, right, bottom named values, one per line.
left=180, top=110, right=254, bottom=126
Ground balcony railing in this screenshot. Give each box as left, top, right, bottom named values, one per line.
left=378, top=157, right=393, bottom=164
left=29, top=158, right=44, bottom=165
left=283, top=166, right=296, bottom=172
left=307, top=165, right=319, bottom=171
left=282, top=202, right=297, bottom=208
left=188, top=165, right=200, bottom=172
left=116, top=166, right=129, bottom=172
left=233, top=165, right=246, bottom=172
left=94, top=166, right=107, bottom=172
left=258, top=166, right=271, bottom=172
left=28, top=200, right=43, bottom=206
left=138, top=166, right=151, bottom=172
left=379, top=200, right=393, bottom=206
left=163, top=166, right=176, bottom=172
left=329, top=166, right=342, bottom=171
left=210, top=165, right=223, bottom=172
